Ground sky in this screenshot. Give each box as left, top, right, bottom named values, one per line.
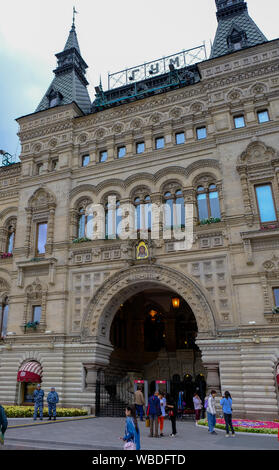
left=0, top=0, right=278, bottom=160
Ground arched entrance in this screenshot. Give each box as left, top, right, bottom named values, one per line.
left=81, top=264, right=217, bottom=416
left=107, top=286, right=207, bottom=415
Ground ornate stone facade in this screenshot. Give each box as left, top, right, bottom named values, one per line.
left=0, top=10, right=279, bottom=419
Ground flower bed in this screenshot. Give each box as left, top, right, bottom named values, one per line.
left=198, top=418, right=278, bottom=435
left=3, top=406, right=88, bottom=418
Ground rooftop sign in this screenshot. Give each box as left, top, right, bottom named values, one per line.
left=108, top=44, right=207, bottom=90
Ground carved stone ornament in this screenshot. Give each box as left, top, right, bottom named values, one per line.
left=78, top=133, right=88, bottom=144
left=26, top=278, right=43, bottom=300
left=227, top=89, right=242, bottom=102
left=33, top=143, right=43, bottom=153
left=95, top=128, right=107, bottom=139
left=149, top=113, right=162, bottom=124
left=238, top=141, right=276, bottom=165
left=48, top=138, right=57, bottom=148
left=81, top=264, right=217, bottom=343
left=251, top=83, right=267, bottom=95
left=130, top=118, right=143, bottom=130
left=0, top=278, right=10, bottom=292
left=112, top=122, right=124, bottom=134
left=169, top=107, right=182, bottom=119
left=29, top=188, right=56, bottom=210
left=190, top=102, right=203, bottom=113
left=263, top=255, right=279, bottom=272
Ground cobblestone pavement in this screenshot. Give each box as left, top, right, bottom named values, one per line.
left=2, top=417, right=278, bottom=450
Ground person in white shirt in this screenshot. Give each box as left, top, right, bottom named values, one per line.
left=207, top=390, right=217, bottom=434
left=158, top=392, right=166, bottom=437
left=193, top=393, right=202, bottom=425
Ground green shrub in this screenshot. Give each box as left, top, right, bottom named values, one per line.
left=3, top=406, right=88, bottom=418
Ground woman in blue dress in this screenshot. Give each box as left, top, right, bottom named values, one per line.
left=122, top=405, right=141, bottom=450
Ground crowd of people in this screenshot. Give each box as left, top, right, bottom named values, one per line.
left=121, top=386, right=236, bottom=450
left=0, top=383, right=235, bottom=449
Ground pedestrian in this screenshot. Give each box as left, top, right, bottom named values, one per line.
left=158, top=391, right=166, bottom=436
left=146, top=391, right=161, bottom=438
left=220, top=391, right=235, bottom=437
left=121, top=405, right=141, bottom=450
left=134, top=386, right=145, bottom=422
left=207, top=389, right=217, bottom=434
left=166, top=393, right=177, bottom=437
left=193, top=393, right=203, bottom=425
left=47, top=387, right=59, bottom=421
left=33, top=383, right=44, bottom=421
left=0, top=404, right=8, bottom=445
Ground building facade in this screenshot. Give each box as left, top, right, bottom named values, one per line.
left=0, top=0, right=279, bottom=419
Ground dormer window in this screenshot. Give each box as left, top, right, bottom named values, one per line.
left=227, top=27, right=247, bottom=52
left=48, top=90, right=63, bottom=108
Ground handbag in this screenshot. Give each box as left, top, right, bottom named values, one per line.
left=124, top=441, right=136, bottom=450
left=145, top=417, right=150, bottom=427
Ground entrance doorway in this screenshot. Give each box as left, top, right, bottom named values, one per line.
left=95, top=286, right=206, bottom=416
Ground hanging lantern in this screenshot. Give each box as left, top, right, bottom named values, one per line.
left=149, top=309, right=157, bottom=321
left=172, top=297, right=180, bottom=309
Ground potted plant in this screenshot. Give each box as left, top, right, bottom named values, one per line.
left=24, top=321, right=39, bottom=332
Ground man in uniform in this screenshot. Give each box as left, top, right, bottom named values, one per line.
left=47, top=387, right=59, bottom=420
left=33, top=383, right=45, bottom=421
left=0, top=404, right=8, bottom=444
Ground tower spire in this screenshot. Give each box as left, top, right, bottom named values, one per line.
left=210, top=0, right=267, bottom=59
left=35, top=12, right=91, bottom=115
left=72, top=6, right=78, bottom=28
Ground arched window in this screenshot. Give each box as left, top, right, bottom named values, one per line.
left=77, top=200, right=93, bottom=239
left=134, top=195, right=152, bottom=232
left=196, top=183, right=221, bottom=222
left=105, top=197, right=121, bottom=239
left=164, top=189, right=185, bottom=230
left=6, top=223, right=16, bottom=254
left=0, top=297, right=9, bottom=339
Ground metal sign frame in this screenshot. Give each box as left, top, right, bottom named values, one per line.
left=108, top=44, right=206, bottom=90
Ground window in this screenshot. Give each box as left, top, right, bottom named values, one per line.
left=136, top=142, right=145, bottom=154
left=196, top=127, right=207, bottom=140
left=37, top=163, right=43, bottom=175
left=234, top=115, right=245, bottom=129
left=78, top=207, right=93, bottom=239
left=117, top=146, right=126, bottom=158
left=105, top=199, right=121, bottom=238
left=51, top=159, right=58, bottom=171
left=197, top=184, right=221, bottom=222
left=0, top=297, right=9, bottom=339
left=273, top=288, right=279, bottom=307
left=175, top=132, right=185, bottom=145
left=155, top=137, right=164, bottom=150
left=32, top=305, right=42, bottom=324
left=99, top=150, right=108, bottom=163
left=81, top=155, right=90, bottom=167
left=255, top=184, right=277, bottom=223
left=257, top=110, right=270, bottom=124
left=134, top=195, right=152, bottom=232
left=7, top=224, right=15, bottom=254
left=164, top=189, right=185, bottom=230
left=36, top=222, right=48, bottom=255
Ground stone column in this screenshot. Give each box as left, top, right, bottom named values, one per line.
left=204, top=362, right=221, bottom=394
left=107, top=137, right=115, bottom=161
left=143, top=126, right=153, bottom=152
